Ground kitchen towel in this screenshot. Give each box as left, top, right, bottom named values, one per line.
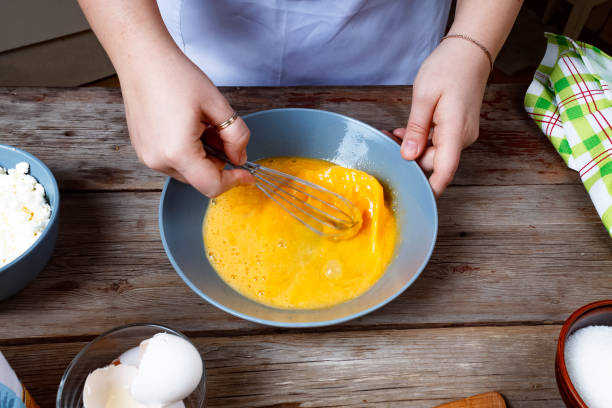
left=0, top=352, right=38, bottom=408
left=525, top=33, right=612, bottom=237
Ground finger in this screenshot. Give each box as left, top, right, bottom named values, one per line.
left=401, top=89, right=437, bottom=160
left=177, top=144, right=254, bottom=197
left=394, top=127, right=435, bottom=143
left=218, top=117, right=250, bottom=165
left=201, top=126, right=224, bottom=150
left=381, top=129, right=402, bottom=144
left=201, top=92, right=250, bottom=166
left=200, top=129, right=243, bottom=171
left=392, top=128, right=406, bottom=139
left=186, top=162, right=253, bottom=198
left=428, top=136, right=462, bottom=197
left=417, top=146, right=435, bottom=173
left=393, top=127, right=436, bottom=147
left=210, top=156, right=227, bottom=171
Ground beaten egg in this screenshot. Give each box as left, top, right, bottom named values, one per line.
left=203, top=157, right=397, bottom=309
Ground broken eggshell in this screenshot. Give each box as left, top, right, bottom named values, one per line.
left=83, top=364, right=146, bottom=408
left=130, top=333, right=203, bottom=406
left=83, top=333, right=201, bottom=408
left=119, top=346, right=141, bottom=367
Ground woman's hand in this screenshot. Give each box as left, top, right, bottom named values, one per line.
left=76, top=0, right=254, bottom=198
left=120, top=52, right=254, bottom=197
left=394, top=38, right=490, bottom=197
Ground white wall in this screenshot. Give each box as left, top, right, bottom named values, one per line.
left=0, top=0, right=115, bottom=86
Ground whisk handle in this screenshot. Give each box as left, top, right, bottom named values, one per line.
left=202, top=142, right=231, bottom=163
left=202, top=142, right=258, bottom=173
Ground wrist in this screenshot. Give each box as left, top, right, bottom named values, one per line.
left=441, top=33, right=493, bottom=73
left=434, top=38, right=491, bottom=82
left=114, top=39, right=180, bottom=78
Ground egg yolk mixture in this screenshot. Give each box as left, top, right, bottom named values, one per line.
left=203, top=157, right=397, bottom=309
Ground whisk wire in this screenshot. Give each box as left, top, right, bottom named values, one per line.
left=255, top=168, right=355, bottom=226
left=202, top=142, right=361, bottom=238
left=254, top=177, right=342, bottom=237
left=253, top=173, right=350, bottom=230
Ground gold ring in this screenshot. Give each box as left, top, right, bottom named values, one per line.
left=213, top=111, right=239, bottom=131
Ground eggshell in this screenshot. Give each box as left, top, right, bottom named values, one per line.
left=83, top=364, right=146, bottom=408
left=165, top=402, right=186, bottom=408
left=130, top=333, right=203, bottom=405
left=119, top=346, right=141, bottom=367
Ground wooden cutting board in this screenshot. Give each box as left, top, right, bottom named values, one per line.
left=434, top=392, right=506, bottom=408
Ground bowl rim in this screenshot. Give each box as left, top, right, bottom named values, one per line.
left=56, top=322, right=201, bottom=408
left=159, top=108, right=438, bottom=328
left=0, top=144, right=60, bottom=274
left=556, top=299, right=612, bottom=407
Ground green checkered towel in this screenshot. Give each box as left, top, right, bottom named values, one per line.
left=525, top=33, right=612, bottom=237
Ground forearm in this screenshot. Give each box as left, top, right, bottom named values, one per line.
left=77, top=0, right=182, bottom=76
left=450, top=0, right=523, bottom=60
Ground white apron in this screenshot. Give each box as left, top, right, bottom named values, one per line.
left=157, top=0, right=451, bottom=86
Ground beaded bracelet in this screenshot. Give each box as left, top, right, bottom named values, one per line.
left=441, top=34, right=494, bottom=72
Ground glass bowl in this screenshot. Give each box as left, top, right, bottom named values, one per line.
left=56, top=323, right=206, bottom=408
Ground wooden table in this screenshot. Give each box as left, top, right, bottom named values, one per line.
left=0, top=84, right=610, bottom=407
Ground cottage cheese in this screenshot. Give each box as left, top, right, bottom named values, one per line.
left=0, top=162, right=51, bottom=267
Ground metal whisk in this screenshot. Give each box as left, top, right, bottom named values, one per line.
left=203, top=143, right=362, bottom=239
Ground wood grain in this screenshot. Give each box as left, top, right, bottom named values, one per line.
left=3, top=326, right=561, bottom=408
left=434, top=392, right=506, bottom=408
left=0, top=85, right=600, bottom=407
left=0, top=85, right=577, bottom=191
left=0, top=184, right=608, bottom=340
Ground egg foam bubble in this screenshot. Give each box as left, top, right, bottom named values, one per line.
left=203, top=157, right=397, bottom=310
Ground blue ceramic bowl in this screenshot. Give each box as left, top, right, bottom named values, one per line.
left=0, top=145, right=59, bottom=300
left=160, top=109, right=437, bottom=327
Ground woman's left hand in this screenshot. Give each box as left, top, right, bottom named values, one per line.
left=393, top=37, right=491, bottom=197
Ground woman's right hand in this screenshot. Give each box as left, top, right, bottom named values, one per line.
left=119, top=51, right=254, bottom=198
left=76, top=0, right=253, bottom=197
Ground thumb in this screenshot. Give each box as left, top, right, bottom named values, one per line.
left=401, top=90, right=436, bottom=160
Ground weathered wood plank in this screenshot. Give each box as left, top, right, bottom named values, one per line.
left=0, top=85, right=577, bottom=190
left=3, top=326, right=562, bottom=408
left=0, top=84, right=591, bottom=408
left=0, top=185, right=608, bottom=340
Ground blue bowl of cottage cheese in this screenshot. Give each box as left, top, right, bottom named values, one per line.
left=0, top=145, right=59, bottom=300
